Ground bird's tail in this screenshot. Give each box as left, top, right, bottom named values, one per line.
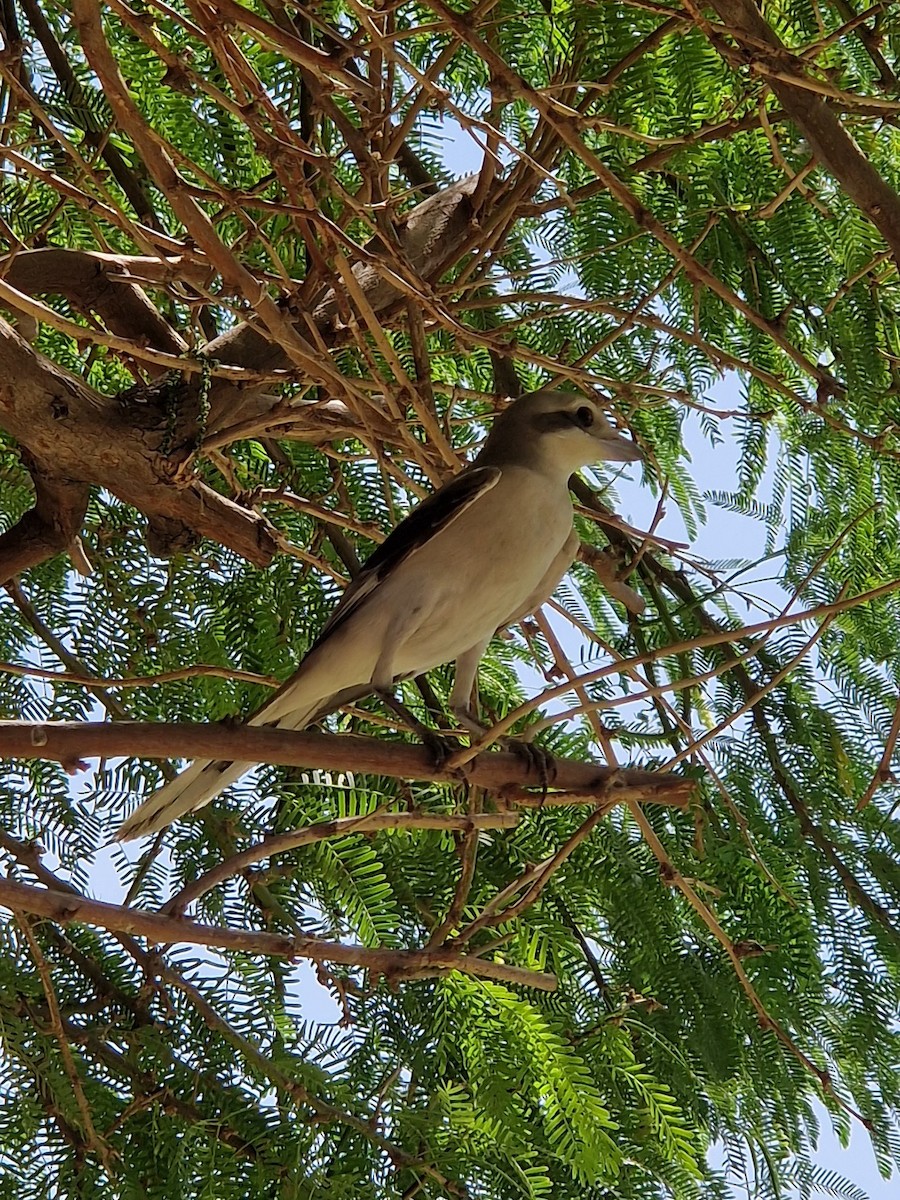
left=115, top=702, right=320, bottom=842
left=114, top=756, right=251, bottom=842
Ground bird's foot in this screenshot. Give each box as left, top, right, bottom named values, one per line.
left=499, top=737, right=557, bottom=796
left=421, top=726, right=467, bottom=771
left=451, top=703, right=556, bottom=790
left=378, top=689, right=464, bottom=770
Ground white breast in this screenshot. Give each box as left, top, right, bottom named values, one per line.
left=387, top=465, right=574, bottom=674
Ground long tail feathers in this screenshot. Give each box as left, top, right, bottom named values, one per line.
left=116, top=702, right=322, bottom=842
left=115, top=757, right=251, bottom=841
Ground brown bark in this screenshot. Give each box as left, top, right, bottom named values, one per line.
left=0, top=473, right=90, bottom=581
left=0, top=718, right=692, bottom=804
left=0, top=876, right=557, bottom=989
left=706, top=0, right=900, bottom=264
left=0, top=176, right=483, bottom=578
left=0, top=249, right=209, bottom=363
left=0, top=318, right=280, bottom=572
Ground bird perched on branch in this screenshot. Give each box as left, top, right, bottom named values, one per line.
left=117, top=389, right=642, bottom=840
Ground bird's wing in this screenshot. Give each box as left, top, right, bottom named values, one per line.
left=312, top=465, right=502, bottom=646
left=249, top=465, right=503, bottom=729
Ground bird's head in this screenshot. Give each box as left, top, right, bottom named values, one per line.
left=479, top=389, right=642, bottom=475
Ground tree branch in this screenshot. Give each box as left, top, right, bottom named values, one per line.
left=0, top=317, right=281, bottom=569
left=0, top=719, right=691, bottom=804
left=202, top=173, right=482, bottom=433
left=0, top=472, right=89, bottom=584
left=17, top=0, right=158, bottom=225
left=0, top=248, right=209, bottom=364
left=166, top=809, right=519, bottom=914
left=0, top=876, right=557, bottom=990
left=704, top=0, right=900, bottom=264
left=0, top=171, right=486, bottom=574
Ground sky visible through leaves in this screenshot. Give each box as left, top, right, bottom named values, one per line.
left=4, top=0, right=900, bottom=1195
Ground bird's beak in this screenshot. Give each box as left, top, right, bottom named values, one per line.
left=591, top=425, right=643, bottom=463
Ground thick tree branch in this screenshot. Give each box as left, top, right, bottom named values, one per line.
left=0, top=719, right=691, bottom=804
left=0, top=473, right=89, bottom=584
left=0, top=173, right=486, bottom=575
left=0, top=248, right=209, bottom=363
left=0, top=318, right=280, bottom=568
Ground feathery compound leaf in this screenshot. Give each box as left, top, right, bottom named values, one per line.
left=0, top=0, right=898, bottom=1195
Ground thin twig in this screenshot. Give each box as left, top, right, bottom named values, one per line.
left=857, top=694, right=900, bottom=810
left=16, top=914, right=115, bottom=1172
left=447, top=573, right=900, bottom=765
left=0, top=660, right=279, bottom=691
left=0, top=876, right=557, bottom=990
left=665, top=603, right=842, bottom=767
left=165, top=808, right=517, bottom=914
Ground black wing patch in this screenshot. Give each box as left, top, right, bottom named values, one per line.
left=312, top=465, right=501, bottom=648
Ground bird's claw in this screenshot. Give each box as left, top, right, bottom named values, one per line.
left=499, top=737, right=556, bottom=794
left=376, top=689, right=464, bottom=769
left=421, top=727, right=465, bottom=771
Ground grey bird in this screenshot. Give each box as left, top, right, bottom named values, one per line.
left=117, top=389, right=641, bottom=840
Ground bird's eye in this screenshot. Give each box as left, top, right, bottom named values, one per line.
left=574, top=406, right=594, bottom=428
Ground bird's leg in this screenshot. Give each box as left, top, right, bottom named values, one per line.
left=413, top=673, right=459, bottom=731
left=369, top=618, right=463, bottom=767
left=451, top=642, right=555, bottom=792
left=449, top=639, right=491, bottom=735
left=376, top=690, right=462, bottom=769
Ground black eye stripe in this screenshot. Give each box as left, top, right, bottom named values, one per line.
left=532, top=406, right=598, bottom=434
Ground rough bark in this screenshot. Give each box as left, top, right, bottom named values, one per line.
left=0, top=319, right=280, bottom=571
left=0, top=176, right=483, bottom=578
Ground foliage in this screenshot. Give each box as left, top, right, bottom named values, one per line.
left=0, top=0, right=899, bottom=1196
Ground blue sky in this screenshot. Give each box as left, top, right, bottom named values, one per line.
left=610, top=399, right=895, bottom=1200
left=20, top=115, right=895, bottom=1197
